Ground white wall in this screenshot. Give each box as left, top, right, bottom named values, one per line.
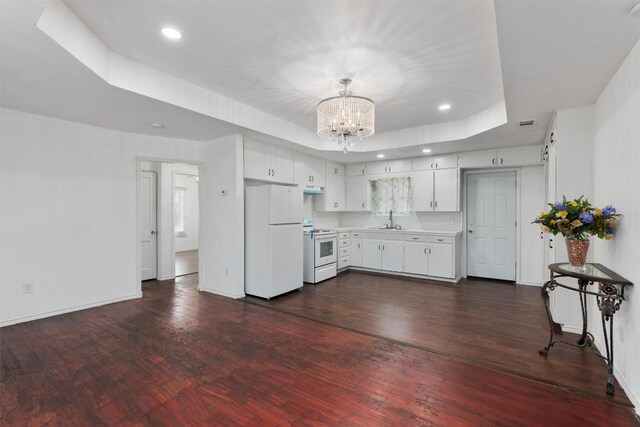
left=199, top=134, right=245, bottom=299
left=174, top=172, right=199, bottom=253
left=0, top=108, right=245, bottom=325
left=519, top=165, right=545, bottom=285
left=591, top=37, right=640, bottom=414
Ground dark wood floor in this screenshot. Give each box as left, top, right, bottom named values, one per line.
left=247, top=270, right=634, bottom=407
left=1, top=274, right=638, bottom=425
left=175, top=249, right=198, bottom=276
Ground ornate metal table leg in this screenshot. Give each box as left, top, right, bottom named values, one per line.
left=539, top=280, right=556, bottom=356
left=577, top=279, right=590, bottom=346
left=597, top=283, right=621, bottom=396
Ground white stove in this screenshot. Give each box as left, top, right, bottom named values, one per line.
left=303, top=226, right=338, bottom=284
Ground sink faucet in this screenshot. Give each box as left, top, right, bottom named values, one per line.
left=388, top=210, right=394, bottom=229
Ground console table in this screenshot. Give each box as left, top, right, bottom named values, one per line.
left=539, top=263, right=632, bottom=395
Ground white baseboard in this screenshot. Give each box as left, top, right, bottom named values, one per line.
left=199, top=287, right=245, bottom=299
left=157, top=275, right=175, bottom=281
left=0, top=294, right=142, bottom=327
left=560, top=324, right=584, bottom=335
left=592, top=337, right=640, bottom=415
left=516, top=281, right=542, bottom=287
left=344, top=267, right=461, bottom=283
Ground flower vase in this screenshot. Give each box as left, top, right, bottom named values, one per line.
left=566, top=238, right=589, bottom=268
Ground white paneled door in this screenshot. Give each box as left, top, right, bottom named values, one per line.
left=467, top=172, right=516, bottom=281
left=140, top=171, right=157, bottom=281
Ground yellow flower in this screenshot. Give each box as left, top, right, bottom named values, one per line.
left=569, top=200, right=578, bottom=206
left=595, top=208, right=602, bottom=216
left=539, top=211, right=547, bottom=218
left=608, top=218, right=617, bottom=225
left=571, top=220, right=582, bottom=227
left=550, top=219, right=556, bottom=225
left=605, top=234, right=613, bottom=240
left=540, top=225, right=550, bottom=233
left=557, top=210, right=567, bottom=218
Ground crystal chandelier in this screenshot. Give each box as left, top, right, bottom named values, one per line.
left=317, top=78, right=375, bottom=153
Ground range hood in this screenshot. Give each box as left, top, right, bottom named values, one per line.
left=303, top=187, right=324, bottom=195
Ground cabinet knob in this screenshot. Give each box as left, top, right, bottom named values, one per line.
left=549, top=239, right=554, bottom=249
left=492, top=158, right=495, bottom=165
left=430, top=201, right=433, bottom=208
left=434, top=201, right=438, bottom=208
left=437, top=238, right=443, bottom=242
left=428, top=248, right=431, bottom=255
left=540, top=231, right=543, bottom=239
left=362, top=202, right=365, bottom=208
left=151, top=231, right=156, bottom=235
left=358, top=243, right=361, bottom=249
left=362, top=168, right=365, bottom=175
left=424, top=248, right=427, bottom=254
left=334, top=168, right=338, bottom=174
left=500, top=158, right=503, bottom=165
left=413, top=237, right=419, bottom=240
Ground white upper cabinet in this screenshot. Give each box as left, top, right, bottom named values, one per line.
left=433, top=169, right=459, bottom=211
left=345, top=175, right=370, bottom=211
left=294, top=154, right=325, bottom=187
left=270, top=146, right=294, bottom=183
left=496, top=146, right=543, bottom=167
left=244, top=139, right=294, bottom=184
left=346, top=163, right=367, bottom=176
left=411, top=171, right=435, bottom=211
left=412, top=169, right=459, bottom=212
left=458, top=145, right=543, bottom=169
left=367, top=159, right=411, bottom=175
left=412, top=154, right=458, bottom=171
left=458, top=150, right=497, bottom=169
left=317, top=173, right=345, bottom=211
left=326, top=161, right=345, bottom=176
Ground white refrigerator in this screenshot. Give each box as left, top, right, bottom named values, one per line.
left=245, top=185, right=303, bottom=298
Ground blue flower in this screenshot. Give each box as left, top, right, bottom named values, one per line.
left=602, top=205, right=616, bottom=216
left=578, top=211, right=594, bottom=224
left=554, top=202, right=566, bottom=210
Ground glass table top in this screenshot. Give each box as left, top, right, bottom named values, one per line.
left=556, top=264, right=614, bottom=280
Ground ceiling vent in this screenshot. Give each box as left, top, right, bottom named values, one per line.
left=519, top=120, right=535, bottom=127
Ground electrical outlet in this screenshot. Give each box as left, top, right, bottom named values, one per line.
left=23, top=283, right=34, bottom=294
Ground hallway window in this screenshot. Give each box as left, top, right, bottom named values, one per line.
left=175, top=187, right=187, bottom=237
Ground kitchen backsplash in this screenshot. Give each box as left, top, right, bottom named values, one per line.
left=304, top=193, right=462, bottom=231
left=339, top=211, right=462, bottom=231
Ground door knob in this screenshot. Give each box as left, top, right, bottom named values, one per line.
left=151, top=231, right=156, bottom=234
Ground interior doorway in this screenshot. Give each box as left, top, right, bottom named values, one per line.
left=467, top=171, right=517, bottom=281
left=140, top=171, right=157, bottom=280
left=139, top=160, right=200, bottom=284
left=174, top=170, right=199, bottom=276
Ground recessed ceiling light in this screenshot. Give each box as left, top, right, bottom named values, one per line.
left=438, top=104, right=451, bottom=111
left=377, top=154, right=385, bottom=158
left=151, top=122, right=165, bottom=128
left=161, top=27, right=182, bottom=40
left=422, top=149, right=432, bottom=153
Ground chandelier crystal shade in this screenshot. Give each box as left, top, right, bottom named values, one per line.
left=317, top=79, right=375, bottom=153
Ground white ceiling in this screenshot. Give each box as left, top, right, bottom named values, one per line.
left=1, top=0, right=639, bottom=163
left=65, top=0, right=505, bottom=134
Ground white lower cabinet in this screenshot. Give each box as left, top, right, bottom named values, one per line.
left=362, top=239, right=382, bottom=269
left=427, top=242, right=454, bottom=278
left=404, top=241, right=428, bottom=275
left=350, top=235, right=363, bottom=267
left=348, top=232, right=459, bottom=281
left=362, top=239, right=403, bottom=272
left=381, top=240, right=403, bottom=272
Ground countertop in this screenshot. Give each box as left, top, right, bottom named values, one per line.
left=332, top=227, right=462, bottom=236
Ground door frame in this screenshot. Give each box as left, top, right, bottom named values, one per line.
left=462, top=168, right=521, bottom=283
left=172, top=169, right=200, bottom=275
left=136, top=156, right=204, bottom=296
